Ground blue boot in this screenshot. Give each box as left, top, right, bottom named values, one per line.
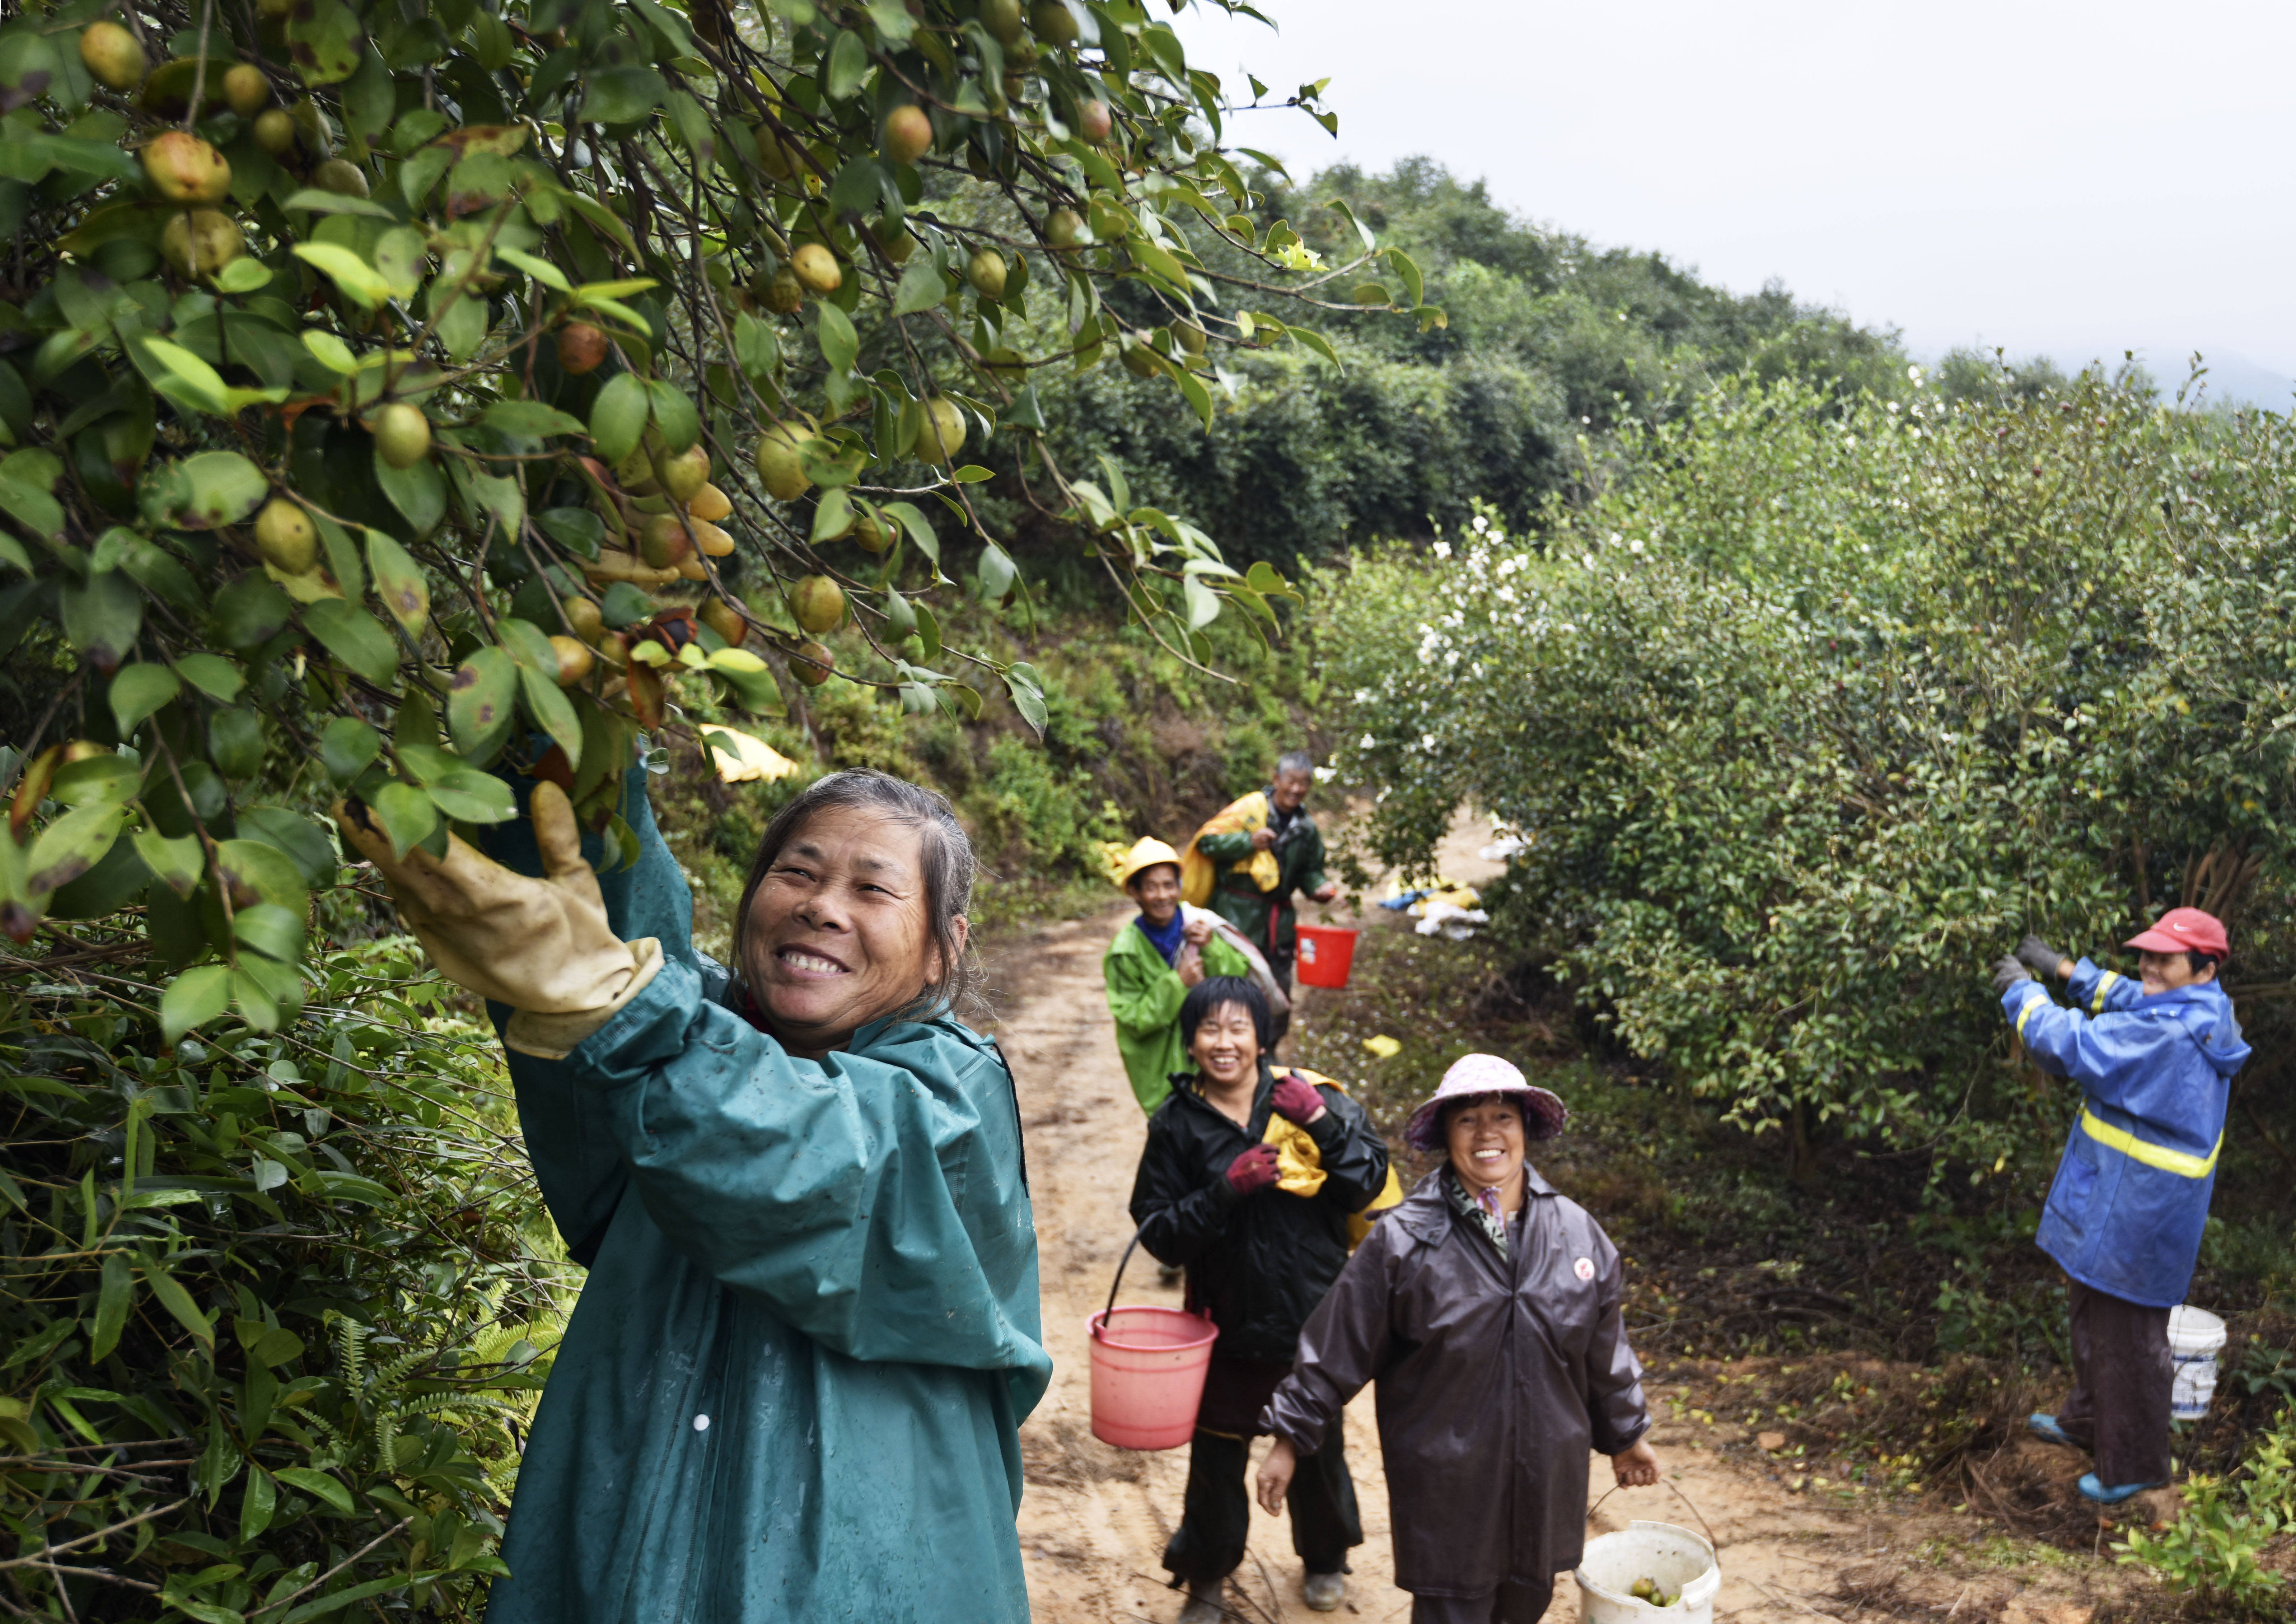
left=2026, top=1413, right=2082, bottom=1449
left=2077, top=1472, right=2167, bottom=1505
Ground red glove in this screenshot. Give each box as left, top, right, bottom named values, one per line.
left=1268, top=1074, right=1326, bottom=1125
left=1224, top=1143, right=1281, bottom=1198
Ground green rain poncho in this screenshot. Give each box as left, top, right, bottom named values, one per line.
left=476, top=775, right=1049, bottom=1623
left=1102, top=912, right=1250, bottom=1114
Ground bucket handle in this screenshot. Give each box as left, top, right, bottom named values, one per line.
left=1586, top=1475, right=1719, bottom=1567
left=1094, top=1226, right=1147, bottom=1342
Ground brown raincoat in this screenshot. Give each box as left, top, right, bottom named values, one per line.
left=1261, top=1167, right=1650, bottom=1599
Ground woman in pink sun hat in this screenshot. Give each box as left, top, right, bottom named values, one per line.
left=1254, top=1054, right=1661, bottom=1623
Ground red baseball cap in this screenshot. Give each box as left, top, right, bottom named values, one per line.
left=2123, top=906, right=2229, bottom=961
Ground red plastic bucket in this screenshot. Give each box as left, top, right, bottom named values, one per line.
left=1087, top=1306, right=1219, bottom=1450
left=1294, top=923, right=1359, bottom=989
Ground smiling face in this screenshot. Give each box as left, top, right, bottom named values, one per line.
left=1128, top=863, right=1182, bottom=927
left=2140, top=949, right=2216, bottom=996
left=1188, top=999, right=1261, bottom=1092
left=1446, top=1096, right=1526, bottom=1194
left=740, top=808, right=958, bottom=1057
left=1271, top=768, right=1311, bottom=814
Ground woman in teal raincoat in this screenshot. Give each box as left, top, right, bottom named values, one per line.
left=338, top=767, right=1049, bottom=1623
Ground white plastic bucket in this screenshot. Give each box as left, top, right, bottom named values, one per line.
left=2168, top=1305, right=2227, bottom=1420
left=1576, top=1521, right=1721, bottom=1624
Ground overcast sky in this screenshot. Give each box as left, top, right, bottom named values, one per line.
left=1171, top=0, right=2296, bottom=401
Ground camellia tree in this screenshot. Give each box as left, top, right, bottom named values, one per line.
left=0, top=0, right=1430, bottom=1614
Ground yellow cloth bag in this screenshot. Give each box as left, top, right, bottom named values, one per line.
left=1259, top=1068, right=1406, bottom=1250
left=1180, top=790, right=1282, bottom=907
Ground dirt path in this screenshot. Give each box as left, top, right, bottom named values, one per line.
left=983, top=811, right=1950, bottom=1624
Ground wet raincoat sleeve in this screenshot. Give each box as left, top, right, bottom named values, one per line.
left=2064, top=956, right=2144, bottom=1018
left=1582, top=1242, right=1650, bottom=1456
left=561, top=960, right=1046, bottom=1378
left=1261, top=1219, right=1400, bottom=1454
left=1130, top=1101, right=1248, bottom=1267
left=1195, top=829, right=1259, bottom=863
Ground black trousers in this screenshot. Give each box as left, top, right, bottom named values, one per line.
left=1408, top=1580, right=1554, bottom=1624
left=2055, top=1277, right=2173, bottom=1487
left=1161, top=1414, right=1361, bottom=1587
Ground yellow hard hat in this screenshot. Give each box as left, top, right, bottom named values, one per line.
left=1105, top=835, right=1183, bottom=891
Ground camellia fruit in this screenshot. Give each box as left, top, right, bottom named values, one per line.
left=983, top=346, right=1027, bottom=383
left=753, top=124, right=796, bottom=179
left=687, top=482, right=733, bottom=523
left=252, top=498, right=317, bottom=575
left=312, top=158, right=370, bottom=199
left=966, top=248, right=1007, bottom=301
left=558, top=322, right=608, bottom=375
left=690, top=521, right=736, bottom=557
left=373, top=403, right=431, bottom=470
left=1075, top=99, right=1113, bottom=144
left=79, top=23, right=146, bottom=92
left=854, top=509, right=892, bottom=553
left=1046, top=208, right=1085, bottom=251
left=1030, top=0, right=1078, bottom=45
left=159, top=209, right=244, bottom=282
left=881, top=105, right=933, bottom=165
left=550, top=636, right=595, bottom=686
left=1122, top=341, right=1164, bottom=379
left=252, top=108, right=296, bottom=157
left=791, top=639, right=834, bottom=686
left=653, top=444, right=711, bottom=504
left=639, top=514, right=694, bottom=570
left=921, top=397, right=966, bottom=462
left=222, top=64, right=269, bottom=118
left=871, top=220, right=917, bottom=264
left=141, top=131, right=231, bottom=204
left=1176, top=321, right=1208, bottom=356
left=981, top=0, right=1025, bottom=45
left=700, top=596, right=746, bottom=645
left=789, top=575, right=845, bottom=634
left=791, top=244, right=841, bottom=295
left=563, top=596, right=605, bottom=642
left=754, top=422, right=814, bottom=501
left=764, top=267, right=805, bottom=313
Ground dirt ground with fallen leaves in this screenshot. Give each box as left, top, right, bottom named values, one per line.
left=978, top=813, right=2173, bottom=1624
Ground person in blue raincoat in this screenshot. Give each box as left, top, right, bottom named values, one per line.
left=337, top=767, right=1049, bottom=1623
left=1992, top=906, right=2249, bottom=1506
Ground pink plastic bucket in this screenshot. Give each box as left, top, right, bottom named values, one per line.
left=1086, top=1306, right=1219, bottom=1450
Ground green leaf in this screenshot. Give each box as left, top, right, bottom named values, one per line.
left=320, top=716, right=382, bottom=784
left=50, top=753, right=140, bottom=807
left=89, top=1254, right=134, bottom=1362
left=174, top=652, right=245, bottom=703
left=273, top=1467, right=354, bottom=1515
left=160, top=965, right=232, bottom=1044
left=645, top=383, right=700, bottom=456
left=302, top=600, right=400, bottom=685
left=215, top=839, right=306, bottom=912
left=0, top=471, right=64, bottom=541
left=422, top=769, right=516, bottom=823
left=581, top=66, right=667, bottom=124
left=734, top=313, right=781, bottom=384
left=60, top=568, right=143, bottom=666
left=1184, top=573, right=1220, bottom=629
left=1387, top=246, right=1424, bottom=309
left=1289, top=325, right=1342, bottom=370
left=303, top=330, right=359, bottom=374
left=496, top=247, right=572, bottom=294
left=816, top=302, right=859, bottom=374
left=366, top=532, right=431, bottom=633
left=448, top=645, right=517, bottom=752
left=232, top=903, right=305, bottom=963
left=893, top=258, right=946, bottom=317
left=293, top=243, right=392, bottom=309
left=1003, top=662, right=1048, bottom=736
left=239, top=1465, right=277, bottom=1544
left=977, top=542, right=1018, bottom=604
left=285, top=0, right=364, bottom=84
left=883, top=501, right=941, bottom=569
left=481, top=401, right=589, bottom=439
left=27, top=805, right=124, bottom=895
left=236, top=807, right=336, bottom=887
left=375, top=451, right=446, bottom=536
left=589, top=373, right=649, bottom=466
left=109, top=663, right=182, bottom=735
left=367, top=781, right=438, bottom=858
left=134, top=1259, right=213, bottom=1350
left=824, top=29, right=870, bottom=99
left=952, top=465, right=994, bottom=483
left=176, top=451, right=271, bottom=527
left=133, top=829, right=204, bottom=899
left=213, top=257, right=273, bottom=295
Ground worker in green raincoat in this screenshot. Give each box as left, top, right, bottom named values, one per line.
left=1188, top=751, right=1337, bottom=994
left=337, top=767, right=1048, bottom=1624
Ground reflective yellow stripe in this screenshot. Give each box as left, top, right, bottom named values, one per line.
left=2091, top=971, right=2119, bottom=1014
left=2079, top=1107, right=2222, bottom=1179
left=2016, top=994, right=2045, bottom=1039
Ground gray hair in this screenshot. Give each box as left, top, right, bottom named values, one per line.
left=1275, top=749, right=1314, bottom=778
left=731, top=769, right=987, bottom=1028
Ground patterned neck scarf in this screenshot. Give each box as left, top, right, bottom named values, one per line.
left=1443, top=1166, right=1511, bottom=1262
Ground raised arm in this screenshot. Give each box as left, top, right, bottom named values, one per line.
left=2065, top=956, right=2145, bottom=1016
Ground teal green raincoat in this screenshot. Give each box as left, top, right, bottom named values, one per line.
left=476, top=775, right=1049, bottom=1623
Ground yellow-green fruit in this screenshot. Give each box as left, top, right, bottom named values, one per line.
left=983, top=346, right=1026, bottom=383
left=639, top=514, right=694, bottom=569
left=653, top=443, right=710, bottom=504
left=289, top=98, right=332, bottom=158
left=563, top=596, right=605, bottom=641
left=78, top=23, right=146, bottom=92
left=312, top=158, right=370, bottom=199
left=1030, top=0, right=1078, bottom=45
left=981, top=0, right=1025, bottom=45
left=1088, top=196, right=1129, bottom=240
left=871, top=221, right=917, bottom=264
left=1121, top=341, right=1163, bottom=379
left=550, top=635, right=594, bottom=686
left=159, top=209, right=244, bottom=282
left=791, top=639, right=833, bottom=686
left=1003, top=71, right=1028, bottom=103
left=687, top=482, right=733, bottom=523
left=1075, top=99, right=1113, bottom=144
left=753, top=124, right=796, bottom=179
left=755, top=423, right=814, bottom=501
left=691, top=520, right=736, bottom=557
left=966, top=248, right=1007, bottom=301
left=764, top=267, right=805, bottom=313
left=921, top=397, right=966, bottom=463
left=222, top=64, right=269, bottom=118
left=854, top=509, right=891, bottom=553
left=700, top=596, right=746, bottom=645
left=881, top=105, right=933, bottom=165
left=373, top=403, right=431, bottom=470
left=1045, top=207, right=1085, bottom=251
left=789, top=575, right=845, bottom=634
left=791, top=243, right=841, bottom=295
left=142, top=131, right=231, bottom=204
left=1176, top=321, right=1207, bottom=355
left=252, top=498, right=316, bottom=575
left=252, top=108, right=296, bottom=157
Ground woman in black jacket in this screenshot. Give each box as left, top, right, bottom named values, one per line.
left=1128, top=976, right=1391, bottom=1621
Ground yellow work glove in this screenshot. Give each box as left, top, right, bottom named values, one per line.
left=335, top=780, right=663, bottom=1059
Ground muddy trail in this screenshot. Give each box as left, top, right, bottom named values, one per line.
left=978, top=818, right=2144, bottom=1624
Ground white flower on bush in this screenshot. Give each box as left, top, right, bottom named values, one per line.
left=1360, top=733, right=1376, bottom=750
left=1433, top=540, right=1452, bottom=560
